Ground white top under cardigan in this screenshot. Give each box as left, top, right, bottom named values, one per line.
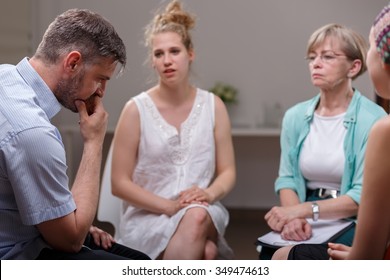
left=117, top=89, right=233, bottom=259
left=299, top=112, right=347, bottom=191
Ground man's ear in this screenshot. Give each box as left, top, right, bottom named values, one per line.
left=63, top=51, right=82, bottom=73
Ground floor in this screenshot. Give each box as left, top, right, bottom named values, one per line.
left=225, top=208, right=269, bottom=260
left=94, top=208, right=270, bottom=260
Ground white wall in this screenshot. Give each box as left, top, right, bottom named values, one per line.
left=0, top=1, right=31, bottom=63
left=31, top=0, right=388, bottom=129
left=6, top=0, right=389, bottom=209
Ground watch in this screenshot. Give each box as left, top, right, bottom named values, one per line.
left=312, top=202, right=320, bottom=222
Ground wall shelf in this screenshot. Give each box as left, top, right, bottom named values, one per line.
left=59, top=125, right=281, bottom=138
left=232, top=127, right=280, bottom=137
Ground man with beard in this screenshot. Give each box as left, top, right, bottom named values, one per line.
left=0, top=9, right=149, bottom=260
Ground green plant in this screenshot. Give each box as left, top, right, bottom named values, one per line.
left=209, top=82, right=238, bottom=104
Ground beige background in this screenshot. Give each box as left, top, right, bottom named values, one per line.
left=1, top=0, right=388, bottom=209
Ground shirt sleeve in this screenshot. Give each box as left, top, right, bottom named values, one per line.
left=275, top=109, right=299, bottom=194
left=5, top=126, right=76, bottom=225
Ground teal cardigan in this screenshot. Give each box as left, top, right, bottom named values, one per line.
left=275, top=90, right=387, bottom=203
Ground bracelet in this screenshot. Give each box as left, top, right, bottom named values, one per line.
left=312, top=202, right=319, bottom=222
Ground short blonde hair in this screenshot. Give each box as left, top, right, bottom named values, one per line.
left=306, top=23, right=368, bottom=79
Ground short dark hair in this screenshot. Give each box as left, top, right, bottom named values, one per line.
left=35, top=8, right=126, bottom=71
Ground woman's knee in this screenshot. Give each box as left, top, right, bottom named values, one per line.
left=180, top=208, right=215, bottom=239
left=182, top=207, right=212, bottom=229
left=272, top=246, right=293, bottom=260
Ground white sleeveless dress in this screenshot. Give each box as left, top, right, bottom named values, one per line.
left=117, top=88, right=233, bottom=259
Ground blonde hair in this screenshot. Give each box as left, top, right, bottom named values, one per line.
left=306, top=23, right=368, bottom=79
left=144, top=0, right=195, bottom=52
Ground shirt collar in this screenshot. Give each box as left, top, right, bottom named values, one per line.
left=304, top=89, right=360, bottom=124
left=16, top=57, right=62, bottom=119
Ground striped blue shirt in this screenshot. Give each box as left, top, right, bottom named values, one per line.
left=0, top=58, right=76, bottom=259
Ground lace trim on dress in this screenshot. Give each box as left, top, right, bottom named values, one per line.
left=142, top=91, right=205, bottom=165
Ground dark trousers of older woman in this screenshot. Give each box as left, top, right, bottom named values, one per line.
left=259, top=190, right=355, bottom=260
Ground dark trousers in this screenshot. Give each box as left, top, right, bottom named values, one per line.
left=259, top=225, right=355, bottom=260
left=36, top=233, right=150, bottom=260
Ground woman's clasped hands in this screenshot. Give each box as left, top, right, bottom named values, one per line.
left=265, top=205, right=312, bottom=241
left=179, top=185, right=211, bottom=206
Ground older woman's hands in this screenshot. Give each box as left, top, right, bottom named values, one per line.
left=280, top=218, right=312, bottom=241
left=264, top=205, right=304, bottom=232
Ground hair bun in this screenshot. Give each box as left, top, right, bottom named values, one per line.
left=145, top=0, right=196, bottom=51
left=160, top=0, right=195, bottom=31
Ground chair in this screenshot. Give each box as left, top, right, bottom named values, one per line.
left=97, top=143, right=121, bottom=237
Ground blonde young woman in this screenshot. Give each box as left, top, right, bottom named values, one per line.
left=262, top=23, right=387, bottom=259
left=111, top=0, right=235, bottom=260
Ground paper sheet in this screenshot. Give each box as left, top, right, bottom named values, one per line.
left=257, top=219, right=354, bottom=247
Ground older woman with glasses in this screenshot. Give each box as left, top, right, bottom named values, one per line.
left=259, top=23, right=387, bottom=260
left=272, top=4, right=390, bottom=261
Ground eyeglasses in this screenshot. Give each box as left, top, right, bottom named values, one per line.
left=305, top=51, right=347, bottom=65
